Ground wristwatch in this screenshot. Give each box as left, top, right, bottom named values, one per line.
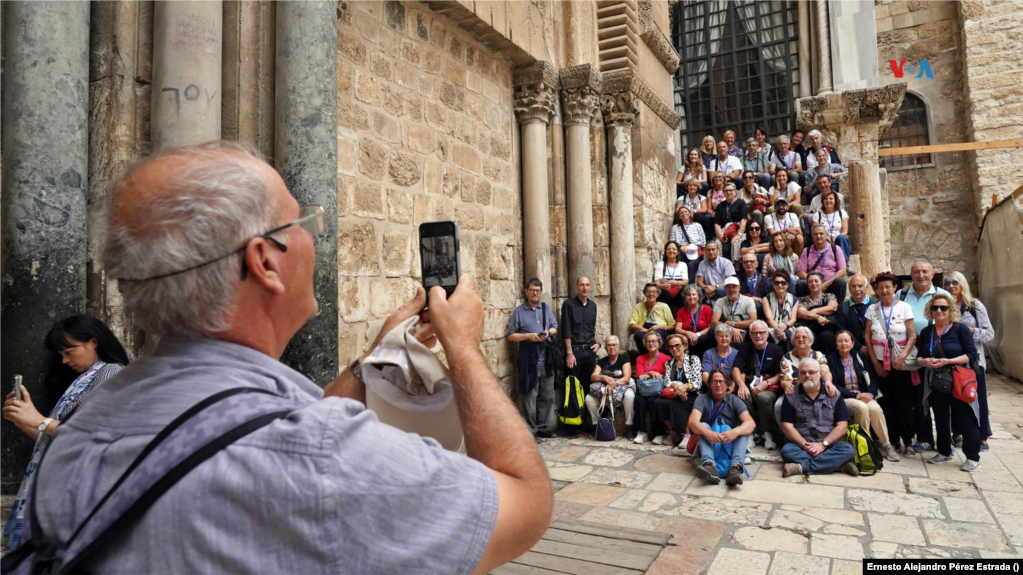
left=348, top=359, right=365, bottom=383
left=822, top=440, right=830, bottom=447
left=37, top=418, right=53, bottom=434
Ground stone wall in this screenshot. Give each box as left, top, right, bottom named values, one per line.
left=874, top=0, right=979, bottom=279
left=957, top=0, right=1023, bottom=221
left=336, top=1, right=521, bottom=392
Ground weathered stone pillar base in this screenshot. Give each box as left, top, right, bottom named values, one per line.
left=849, top=161, right=888, bottom=281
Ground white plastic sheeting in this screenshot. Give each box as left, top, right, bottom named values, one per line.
left=978, top=192, right=1023, bottom=381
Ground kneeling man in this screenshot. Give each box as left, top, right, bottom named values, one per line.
left=780, top=358, right=857, bottom=477
left=688, top=369, right=756, bottom=486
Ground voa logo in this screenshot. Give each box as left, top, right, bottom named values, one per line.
left=889, top=59, right=934, bottom=79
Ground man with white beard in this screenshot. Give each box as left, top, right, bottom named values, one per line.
left=779, top=357, right=857, bottom=477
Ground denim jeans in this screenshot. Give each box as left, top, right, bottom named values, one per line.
left=781, top=441, right=855, bottom=475
left=522, top=363, right=555, bottom=434
left=698, top=433, right=750, bottom=469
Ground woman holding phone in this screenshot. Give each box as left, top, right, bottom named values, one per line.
left=3, top=315, right=129, bottom=550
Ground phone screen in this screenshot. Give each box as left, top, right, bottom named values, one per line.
left=419, top=221, right=460, bottom=296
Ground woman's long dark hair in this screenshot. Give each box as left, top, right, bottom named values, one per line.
left=41, top=315, right=129, bottom=411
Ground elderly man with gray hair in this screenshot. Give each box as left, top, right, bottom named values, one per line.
left=780, top=357, right=858, bottom=477
left=21, top=142, right=551, bottom=574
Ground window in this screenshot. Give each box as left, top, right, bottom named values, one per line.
left=880, top=93, right=932, bottom=169
left=671, top=0, right=800, bottom=150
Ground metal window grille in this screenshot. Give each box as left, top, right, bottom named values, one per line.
left=880, top=93, right=932, bottom=168
left=671, top=0, right=800, bottom=151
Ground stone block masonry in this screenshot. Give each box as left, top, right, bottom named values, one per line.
left=337, top=1, right=520, bottom=386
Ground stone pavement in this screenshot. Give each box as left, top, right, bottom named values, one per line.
left=539, top=372, right=1023, bottom=574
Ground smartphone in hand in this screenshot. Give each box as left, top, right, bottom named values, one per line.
left=14, top=375, right=24, bottom=402
left=419, top=221, right=461, bottom=299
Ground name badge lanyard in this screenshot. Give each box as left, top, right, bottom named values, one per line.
left=728, top=298, right=740, bottom=320
left=814, top=247, right=828, bottom=270
left=929, top=322, right=952, bottom=356
left=754, top=347, right=767, bottom=376
left=842, top=355, right=856, bottom=386
left=716, top=349, right=731, bottom=369
left=854, top=303, right=868, bottom=326
left=825, top=211, right=837, bottom=237
left=747, top=272, right=758, bottom=293
left=881, top=304, right=896, bottom=348
left=709, top=398, right=726, bottom=424
left=687, top=307, right=700, bottom=331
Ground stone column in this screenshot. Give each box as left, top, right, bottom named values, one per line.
left=1, top=1, right=90, bottom=487
left=848, top=162, right=888, bottom=280
left=796, top=84, right=905, bottom=278
left=561, top=65, right=602, bottom=296
left=602, top=92, right=640, bottom=342
left=814, top=0, right=833, bottom=95
left=151, top=1, right=223, bottom=150
left=513, top=63, right=559, bottom=306
left=275, top=1, right=338, bottom=385
left=222, top=0, right=275, bottom=160
left=798, top=0, right=812, bottom=98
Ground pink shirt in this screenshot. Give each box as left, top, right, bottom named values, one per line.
left=796, top=244, right=847, bottom=281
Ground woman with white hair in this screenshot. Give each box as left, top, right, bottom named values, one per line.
left=587, top=335, right=636, bottom=439
left=943, top=271, right=995, bottom=450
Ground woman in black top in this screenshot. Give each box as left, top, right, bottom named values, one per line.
left=916, top=294, right=981, bottom=471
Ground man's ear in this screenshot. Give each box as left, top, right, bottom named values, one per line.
left=243, top=238, right=286, bottom=294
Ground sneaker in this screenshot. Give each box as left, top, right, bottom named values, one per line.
left=752, top=433, right=763, bottom=446
left=634, top=432, right=648, bottom=444
left=696, top=462, right=721, bottom=484
left=782, top=463, right=803, bottom=477
left=980, top=443, right=989, bottom=451
left=536, top=429, right=555, bottom=439
left=912, top=442, right=932, bottom=453
left=726, top=464, right=745, bottom=486
left=882, top=443, right=901, bottom=462
left=652, top=435, right=666, bottom=446
left=626, top=427, right=638, bottom=441
left=961, top=459, right=981, bottom=472
left=840, top=462, right=859, bottom=477
left=953, top=436, right=963, bottom=448
left=745, top=456, right=753, bottom=466
left=763, top=432, right=777, bottom=451
left=680, top=433, right=692, bottom=449
left=928, top=453, right=953, bottom=464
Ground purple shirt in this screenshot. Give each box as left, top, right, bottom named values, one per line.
left=796, top=243, right=847, bottom=281
left=31, top=337, right=498, bottom=574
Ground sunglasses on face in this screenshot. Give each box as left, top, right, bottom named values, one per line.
left=930, top=305, right=950, bottom=312
left=944, top=280, right=959, bottom=287
left=749, top=226, right=761, bottom=231
left=668, top=343, right=683, bottom=350
left=773, top=281, right=789, bottom=286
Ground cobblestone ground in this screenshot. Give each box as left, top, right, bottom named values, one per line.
left=539, top=373, right=1023, bottom=574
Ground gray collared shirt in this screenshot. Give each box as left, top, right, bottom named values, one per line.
left=31, top=337, right=498, bottom=574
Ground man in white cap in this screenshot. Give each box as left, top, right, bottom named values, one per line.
left=710, top=277, right=757, bottom=347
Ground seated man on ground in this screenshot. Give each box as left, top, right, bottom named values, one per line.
left=586, top=335, right=636, bottom=439
left=697, top=240, right=735, bottom=302
left=629, top=283, right=676, bottom=351
left=731, top=320, right=784, bottom=449
left=796, top=224, right=847, bottom=301
left=689, top=369, right=756, bottom=486
left=710, top=277, right=758, bottom=347
left=780, top=358, right=858, bottom=477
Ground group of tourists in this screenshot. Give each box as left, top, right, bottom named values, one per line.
left=510, top=128, right=997, bottom=486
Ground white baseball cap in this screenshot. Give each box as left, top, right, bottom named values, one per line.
left=723, top=277, right=740, bottom=287
left=685, top=244, right=699, bottom=260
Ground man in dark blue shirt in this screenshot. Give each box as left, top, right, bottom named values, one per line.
left=508, top=278, right=559, bottom=438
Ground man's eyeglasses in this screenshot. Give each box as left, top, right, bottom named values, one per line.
left=930, top=305, right=950, bottom=312
left=120, top=204, right=325, bottom=282
left=751, top=331, right=768, bottom=336
left=798, top=370, right=819, bottom=376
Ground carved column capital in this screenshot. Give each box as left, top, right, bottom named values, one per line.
left=561, top=87, right=600, bottom=127
left=513, top=61, right=559, bottom=124
left=601, top=92, right=640, bottom=128
left=560, top=64, right=601, bottom=127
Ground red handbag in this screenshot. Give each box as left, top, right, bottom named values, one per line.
left=952, top=365, right=977, bottom=403
left=686, top=432, right=699, bottom=454
left=660, top=387, right=676, bottom=399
